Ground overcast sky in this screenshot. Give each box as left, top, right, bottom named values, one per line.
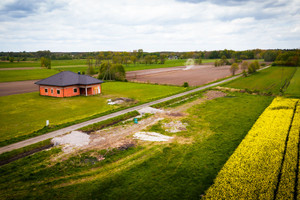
left=0, top=0, right=299, bottom=52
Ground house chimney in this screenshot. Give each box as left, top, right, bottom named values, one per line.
left=78, top=71, right=81, bottom=75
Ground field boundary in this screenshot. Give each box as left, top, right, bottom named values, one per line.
left=0, top=66, right=270, bottom=154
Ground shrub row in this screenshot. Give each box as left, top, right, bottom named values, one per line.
left=152, top=90, right=204, bottom=108
left=78, top=111, right=139, bottom=133
left=276, top=101, right=300, bottom=199
left=0, top=139, right=52, bottom=165
left=203, top=97, right=298, bottom=199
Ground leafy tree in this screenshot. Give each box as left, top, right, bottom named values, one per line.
left=9, top=57, right=14, bottom=63
left=195, top=58, right=202, bottom=65
left=230, top=63, right=239, bottom=75
left=160, top=54, right=166, bottom=64
left=240, top=55, right=248, bottom=60
left=274, top=51, right=300, bottom=66
left=98, top=62, right=125, bottom=81
left=253, top=60, right=260, bottom=70
left=86, top=57, right=93, bottom=67
left=130, top=56, right=137, bottom=65
left=137, top=49, right=144, bottom=59
left=248, top=61, right=258, bottom=74
left=241, top=61, right=248, bottom=71
left=264, top=50, right=279, bottom=62
left=214, top=60, right=220, bottom=67
left=87, top=65, right=96, bottom=75
left=220, top=55, right=229, bottom=65
left=144, top=55, right=152, bottom=64
left=40, top=57, right=51, bottom=69
left=37, top=50, right=51, bottom=59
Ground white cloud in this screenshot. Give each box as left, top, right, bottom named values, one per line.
left=0, top=0, right=299, bottom=51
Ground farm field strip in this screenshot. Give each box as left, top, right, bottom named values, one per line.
left=276, top=100, right=300, bottom=199
left=286, top=67, right=300, bottom=98
left=203, top=97, right=299, bottom=199
left=224, top=66, right=297, bottom=95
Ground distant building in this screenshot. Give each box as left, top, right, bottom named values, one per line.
left=35, top=71, right=104, bottom=97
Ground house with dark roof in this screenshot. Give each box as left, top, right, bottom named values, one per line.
left=35, top=71, right=104, bottom=97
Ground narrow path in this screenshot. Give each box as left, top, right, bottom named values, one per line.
left=0, top=66, right=270, bottom=154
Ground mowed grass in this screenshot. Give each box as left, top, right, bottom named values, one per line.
left=0, top=60, right=87, bottom=68
left=285, top=67, right=300, bottom=98
left=0, top=92, right=273, bottom=199
left=224, top=66, right=297, bottom=94
left=0, top=69, right=58, bottom=82
left=0, top=82, right=186, bottom=142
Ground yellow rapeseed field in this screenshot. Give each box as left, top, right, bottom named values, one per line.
left=203, top=97, right=299, bottom=200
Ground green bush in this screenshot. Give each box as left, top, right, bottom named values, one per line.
left=183, top=82, right=189, bottom=87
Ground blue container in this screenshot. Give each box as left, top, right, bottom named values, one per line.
left=134, top=118, right=138, bottom=124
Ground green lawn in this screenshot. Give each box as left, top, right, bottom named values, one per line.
left=53, top=66, right=90, bottom=73
left=0, top=61, right=41, bottom=68
left=0, top=82, right=186, bottom=142
left=285, top=67, right=300, bottom=98
left=0, top=92, right=273, bottom=199
left=0, top=69, right=58, bottom=82
left=0, top=60, right=87, bottom=68
left=224, top=66, right=297, bottom=94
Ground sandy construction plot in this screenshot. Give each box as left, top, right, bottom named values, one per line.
left=126, top=64, right=242, bottom=86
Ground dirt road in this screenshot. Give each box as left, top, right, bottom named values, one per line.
left=0, top=80, right=39, bottom=96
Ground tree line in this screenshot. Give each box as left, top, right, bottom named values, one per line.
left=1, top=49, right=299, bottom=65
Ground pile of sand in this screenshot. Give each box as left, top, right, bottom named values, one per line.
left=133, top=132, right=173, bottom=141
left=51, top=131, right=90, bottom=148
left=163, top=121, right=187, bottom=133
left=138, top=107, right=164, bottom=115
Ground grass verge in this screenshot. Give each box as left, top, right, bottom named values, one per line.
left=79, top=111, right=139, bottom=133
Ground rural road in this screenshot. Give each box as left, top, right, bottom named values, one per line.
left=0, top=66, right=270, bottom=154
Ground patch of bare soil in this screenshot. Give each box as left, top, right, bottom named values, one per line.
left=174, top=90, right=227, bottom=113
left=127, top=64, right=243, bottom=86
left=204, top=90, right=227, bottom=100
left=0, top=80, right=39, bottom=96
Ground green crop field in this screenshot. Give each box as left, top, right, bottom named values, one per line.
left=0, top=61, right=41, bottom=68
left=0, top=69, right=58, bottom=82
left=0, top=59, right=87, bottom=68
left=0, top=82, right=186, bottom=143
left=0, top=92, right=273, bottom=199
left=285, top=67, right=300, bottom=98
left=224, top=66, right=297, bottom=94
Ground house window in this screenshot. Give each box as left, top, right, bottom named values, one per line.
left=57, top=89, right=60, bottom=95
left=74, top=88, right=78, bottom=93
left=51, top=89, right=54, bottom=94
left=45, top=88, right=48, bottom=93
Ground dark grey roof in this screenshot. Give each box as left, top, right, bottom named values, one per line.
left=35, top=71, right=104, bottom=86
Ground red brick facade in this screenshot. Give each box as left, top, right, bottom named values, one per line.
left=39, top=84, right=101, bottom=97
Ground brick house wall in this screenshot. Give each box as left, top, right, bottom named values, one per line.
left=39, top=84, right=101, bottom=97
